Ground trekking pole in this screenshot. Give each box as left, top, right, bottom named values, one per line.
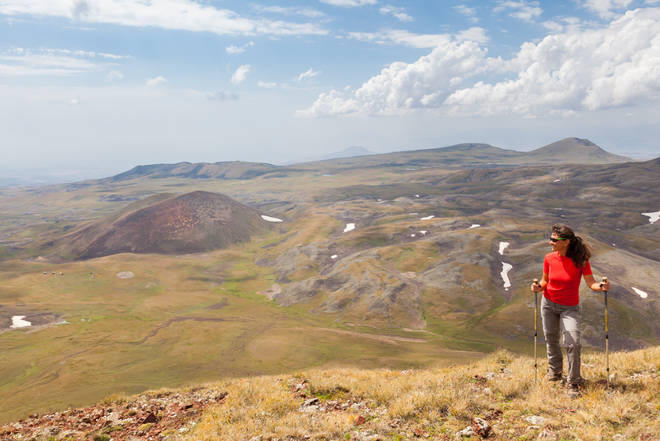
left=533, top=278, right=539, bottom=384
left=601, top=276, right=609, bottom=389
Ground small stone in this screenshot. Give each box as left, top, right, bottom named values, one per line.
left=524, top=416, right=547, bottom=426
left=456, top=426, right=475, bottom=439
left=249, top=436, right=263, bottom=441
left=141, top=412, right=158, bottom=424
left=472, top=417, right=491, bottom=437
left=302, top=398, right=320, bottom=407
left=537, top=427, right=556, bottom=439
left=354, top=415, right=366, bottom=426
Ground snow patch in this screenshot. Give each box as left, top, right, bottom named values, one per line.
left=420, top=215, right=434, bottom=220
left=10, top=316, right=31, bottom=328
left=553, top=179, right=561, bottom=183
left=420, top=230, right=427, bottom=235
left=343, top=223, right=356, bottom=233
left=261, top=215, right=283, bottom=223
left=469, top=224, right=480, bottom=229
left=641, top=210, right=660, bottom=224
left=410, top=234, right=416, bottom=237
left=415, top=194, right=420, bottom=198
left=501, top=263, right=513, bottom=291
left=498, top=241, right=510, bottom=256
left=632, top=287, right=648, bottom=299
left=331, top=254, right=338, bottom=260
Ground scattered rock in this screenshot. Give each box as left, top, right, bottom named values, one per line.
left=537, top=427, right=556, bottom=439
left=524, top=415, right=547, bottom=426
left=0, top=387, right=227, bottom=441
left=141, top=412, right=158, bottom=424
left=472, top=417, right=491, bottom=438
left=116, top=271, right=134, bottom=279
left=354, top=415, right=366, bottom=426
left=456, top=426, right=475, bottom=438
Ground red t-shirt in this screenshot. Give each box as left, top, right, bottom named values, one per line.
left=543, top=252, right=592, bottom=306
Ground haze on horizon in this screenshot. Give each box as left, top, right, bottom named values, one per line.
left=1, top=0, right=660, bottom=184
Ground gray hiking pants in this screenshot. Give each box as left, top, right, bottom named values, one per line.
left=541, top=296, right=582, bottom=385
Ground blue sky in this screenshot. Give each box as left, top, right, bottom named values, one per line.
left=1, top=0, right=659, bottom=181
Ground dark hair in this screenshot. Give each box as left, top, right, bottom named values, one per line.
left=552, top=224, right=591, bottom=267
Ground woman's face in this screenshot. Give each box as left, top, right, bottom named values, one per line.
left=550, top=232, right=570, bottom=254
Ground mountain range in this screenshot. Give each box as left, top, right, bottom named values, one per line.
left=0, top=136, right=656, bottom=423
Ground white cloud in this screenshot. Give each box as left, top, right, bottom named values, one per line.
left=349, top=30, right=449, bottom=48
left=455, top=4, right=479, bottom=23
left=0, top=48, right=102, bottom=76
left=107, top=70, right=124, bottom=80
left=69, top=98, right=80, bottom=105
left=320, top=0, right=377, bottom=7
left=494, top=1, right=543, bottom=22
left=0, top=0, right=327, bottom=36
left=379, top=5, right=413, bottom=22
left=349, top=27, right=488, bottom=48
left=580, top=0, right=634, bottom=19
left=300, top=7, right=660, bottom=118
left=298, top=39, right=499, bottom=117
left=226, top=41, right=254, bottom=55
left=231, top=65, right=251, bottom=85
left=456, top=27, right=489, bottom=44
left=251, top=5, right=325, bottom=18
left=296, top=68, right=320, bottom=82
left=258, top=81, right=278, bottom=88
left=207, top=90, right=238, bottom=101
left=146, top=76, right=167, bottom=87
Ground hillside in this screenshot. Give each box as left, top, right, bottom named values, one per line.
left=54, top=191, right=275, bottom=259
left=101, top=138, right=631, bottom=181
left=2, top=347, right=658, bottom=440
left=527, top=137, right=630, bottom=163
left=110, top=161, right=281, bottom=181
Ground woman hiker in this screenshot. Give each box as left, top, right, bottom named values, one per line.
left=531, top=224, right=610, bottom=395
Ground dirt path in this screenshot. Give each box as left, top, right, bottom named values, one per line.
left=292, top=327, right=427, bottom=345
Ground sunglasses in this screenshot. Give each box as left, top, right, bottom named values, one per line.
left=549, top=237, right=567, bottom=243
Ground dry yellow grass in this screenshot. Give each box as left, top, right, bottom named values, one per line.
left=184, top=346, right=659, bottom=441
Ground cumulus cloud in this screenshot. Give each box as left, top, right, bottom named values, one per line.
left=296, top=68, right=320, bottom=82
left=320, top=0, right=377, bottom=7
left=230, top=65, right=251, bottom=84
left=494, top=1, right=543, bottom=22
left=379, top=5, right=413, bottom=22
left=580, top=0, right=633, bottom=19
left=0, top=0, right=328, bottom=36
left=146, top=76, right=167, bottom=87
left=226, top=41, right=254, bottom=55
left=300, top=8, right=660, bottom=118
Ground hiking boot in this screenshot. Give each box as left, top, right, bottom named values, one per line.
left=567, top=383, right=581, bottom=398
left=545, top=372, right=563, bottom=382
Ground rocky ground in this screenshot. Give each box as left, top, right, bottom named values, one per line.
left=0, top=387, right=227, bottom=441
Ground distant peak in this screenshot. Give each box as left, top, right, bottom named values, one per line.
left=564, top=137, right=596, bottom=147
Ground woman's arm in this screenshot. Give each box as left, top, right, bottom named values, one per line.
left=584, top=273, right=610, bottom=292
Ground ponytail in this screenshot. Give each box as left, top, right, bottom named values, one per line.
left=552, top=224, right=592, bottom=267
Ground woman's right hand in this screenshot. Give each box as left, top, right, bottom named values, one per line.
left=530, top=282, right=543, bottom=293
